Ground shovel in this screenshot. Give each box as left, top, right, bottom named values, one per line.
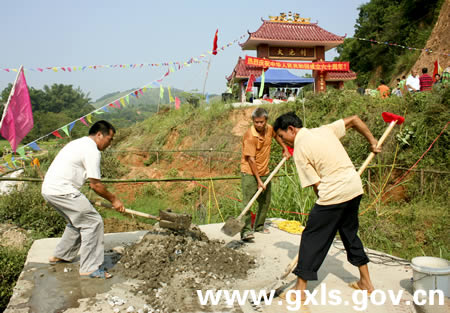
left=272, top=112, right=405, bottom=296
left=93, top=201, right=192, bottom=231
left=221, top=157, right=287, bottom=237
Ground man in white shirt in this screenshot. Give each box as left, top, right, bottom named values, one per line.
left=406, top=69, right=420, bottom=93
left=42, top=120, right=124, bottom=279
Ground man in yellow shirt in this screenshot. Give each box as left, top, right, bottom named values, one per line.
left=240, top=108, right=290, bottom=241
left=274, top=112, right=381, bottom=299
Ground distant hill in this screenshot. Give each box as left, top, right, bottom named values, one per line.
left=90, top=87, right=218, bottom=128
left=92, top=87, right=185, bottom=110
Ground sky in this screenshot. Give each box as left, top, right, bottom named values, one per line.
left=0, top=0, right=368, bottom=101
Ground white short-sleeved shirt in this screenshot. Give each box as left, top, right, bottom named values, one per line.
left=293, top=120, right=363, bottom=205
left=42, top=136, right=101, bottom=195
left=406, top=75, right=420, bottom=91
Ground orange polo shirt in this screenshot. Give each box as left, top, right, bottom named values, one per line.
left=240, top=125, right=275, bottom=176
left=377, top=84, right=390, bottom=98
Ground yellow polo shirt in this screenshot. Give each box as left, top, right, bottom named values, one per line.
left=240, top=125, right=275, bottom=176
left=293, top=119, right=363, bottom=205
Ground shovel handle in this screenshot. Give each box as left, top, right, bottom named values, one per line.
left=94, top=201, right=159, bottom=221
left=357, top=120, right=397, bottom=175
left=237, top=157, right=287, bottom=220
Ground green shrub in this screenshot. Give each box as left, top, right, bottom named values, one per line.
left=0, top=184, right=65, bottom=238
left=0, top=246, right=27, bottom=312
left=101, top=151, right=128, bottom=178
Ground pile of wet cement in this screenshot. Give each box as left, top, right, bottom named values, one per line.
left=111, top=227, right=256, bottom=312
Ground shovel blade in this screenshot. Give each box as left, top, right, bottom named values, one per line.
left=221, top=217, right=245, bottom=237
left=159, top=210, right=192, bottom=231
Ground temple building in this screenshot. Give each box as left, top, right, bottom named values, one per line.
left=228, top=12, right=356, bottom=99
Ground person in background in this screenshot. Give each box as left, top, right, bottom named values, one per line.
left=433, top=74, right=442, bottom=90
left=419, top=68, right=433, bottom=92
left=240, top=108, right=291, bottom=241
left=392, top=78, right=402, bottom=97
left=399, top=75, right=407, bottom=94
left=280, top=89, right=287, bottom=100
left=406, top=69, right=420, bottom=93
left=377, top=80, right=390, bottom=98
left=288, top=89, right=297, bottom=102
left=356, top=83, right=365, bottom=96
left=274, top=88, right=281, bottom=99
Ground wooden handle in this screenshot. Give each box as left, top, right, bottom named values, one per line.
left=94, top=201, right=159, bottom=221
left=358, top=120, right=397, bottom=175
left=237, top=157, right=287, bottom=220
left=281, top=255, right=299, bottom=279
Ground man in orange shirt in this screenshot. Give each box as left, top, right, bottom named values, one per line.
left=240, top=108, right=291, bottom=241
left=377, top=80, right=390, bottom=98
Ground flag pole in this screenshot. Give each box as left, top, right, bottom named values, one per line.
left=202, top=55, right=212, bottom=96
left=0, top=65, right=23, bottom=130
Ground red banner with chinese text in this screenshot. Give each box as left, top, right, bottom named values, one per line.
left=245, top=56, right=350, bottom=72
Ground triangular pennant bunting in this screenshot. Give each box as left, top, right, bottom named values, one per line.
left=61, top=125, right=70, bottom=137
left=69, top=121, right=76, bottom=131
left=52, top=130, right=63, bottom=139
left=80, top=117, right=89, bottom=127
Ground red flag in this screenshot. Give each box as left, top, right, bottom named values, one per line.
left=175, top=97, right=181, bottom=109
left=246, top=74, right=256, bottom=92
left=433, top=60, right=442, bottom=82
left=212, top=29, right=218, bottom=55
left=0, top=66, right=33, bottom=152
left=52, top=130, right=63, bottom=139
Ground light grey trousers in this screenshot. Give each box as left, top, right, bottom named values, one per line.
left=42, top=192, right=104, bottom=273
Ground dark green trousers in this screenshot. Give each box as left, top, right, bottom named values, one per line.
left=240, top=173, right=272, bottom=236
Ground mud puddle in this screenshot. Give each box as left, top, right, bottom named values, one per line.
left=19, top=252, right=123, bottom=313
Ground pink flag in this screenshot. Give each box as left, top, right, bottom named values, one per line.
left=0, top=67, right=33, bottom=152
left=80, top=117, right=89, bottom=127
left=175, top=97, right=181, bottom=109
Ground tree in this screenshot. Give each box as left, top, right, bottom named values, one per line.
left=337, top=0, right=444, bottom=86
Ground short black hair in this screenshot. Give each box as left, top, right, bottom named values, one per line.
left=422, top=68, right=428, bottom=74
left=89, top=120, right=116, bottom=136
left=380, top=80, right=385, bottom=85
left=273, top=112, right=303, bottom=132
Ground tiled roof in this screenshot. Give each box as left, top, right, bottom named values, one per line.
left=226, top=57, right=264, bottom=81
left=325, top=70, right=357, bottom=81
left=241, top=20, right=345, bottom=50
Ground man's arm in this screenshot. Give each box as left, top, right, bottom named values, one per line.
left=343, top=115, right=382, bottom=154
left=89, top=178, right=125, bottom=212
left=245, top=156, right=265, bottom=190
left=274, top=134, right=292, bottom=160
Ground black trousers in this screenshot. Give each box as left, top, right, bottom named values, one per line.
left=293, top=195, right=369, bottom=281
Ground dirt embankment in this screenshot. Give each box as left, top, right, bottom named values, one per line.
left=412, top=1, right=450, bottom=72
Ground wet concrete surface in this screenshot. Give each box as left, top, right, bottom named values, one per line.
left=11, top=252, right=123, bottom=313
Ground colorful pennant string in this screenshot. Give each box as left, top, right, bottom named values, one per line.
left=1, top=34, right=248, bottom=73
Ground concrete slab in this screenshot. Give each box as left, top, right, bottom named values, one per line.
left=6, top=224, right=449, bottom=313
